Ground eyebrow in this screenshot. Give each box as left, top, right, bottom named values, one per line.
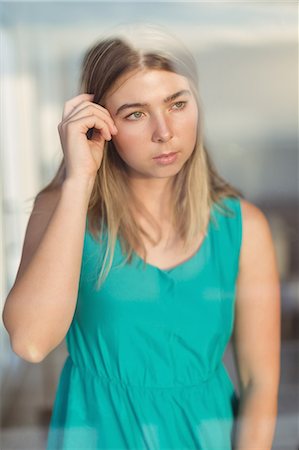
left=115, top=89, right=191, bottom=116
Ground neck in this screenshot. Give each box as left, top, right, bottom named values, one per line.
left=128, top=176, right=174, bottom=221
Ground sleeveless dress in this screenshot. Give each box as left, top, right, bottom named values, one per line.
left=46, top=195, right=242, bottom=450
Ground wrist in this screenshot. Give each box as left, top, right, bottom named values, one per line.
left=62, top=176, right=96, bottom=198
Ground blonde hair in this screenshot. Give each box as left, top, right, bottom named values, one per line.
left=36, top=25, right=243, bottom=289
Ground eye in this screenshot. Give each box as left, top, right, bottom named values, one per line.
left=125, top=111, right=145, bottom=121
left=172, top=101, right=187, bottom=110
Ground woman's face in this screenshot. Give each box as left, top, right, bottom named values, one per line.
left=104, top=69, right=198, bottom=180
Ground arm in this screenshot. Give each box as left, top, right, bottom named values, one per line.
left=2, top=92, right=117, bottom=364
left=2, top=178, right=94, bottom=363
left=232, top=199, right=281, bottom=449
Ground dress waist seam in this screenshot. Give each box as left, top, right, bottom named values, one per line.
left=67, top=355, right=224, bottom=392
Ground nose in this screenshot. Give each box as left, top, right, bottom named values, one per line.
left=151, top=113, right=173, bottom=143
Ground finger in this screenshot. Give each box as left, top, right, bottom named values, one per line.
left=62, top=105, right=117, bottom=136
left=62, top=93, right=94, bottom=120
left=66, top=114, right=113, bottom=141
left=65, top=99, right=108, bottom=119
left=66, top=103, right=116, bottom=131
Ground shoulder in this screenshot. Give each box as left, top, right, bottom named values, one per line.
left=239, top=198, right=272, bottom=248
left=238, top=198, right=279, bottom=277
left=240, top=198, right=267, bottom=227
left=223, top=196, right=266, bottom=226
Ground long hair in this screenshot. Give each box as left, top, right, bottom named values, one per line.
left=36, top=25, right=243, bottom=289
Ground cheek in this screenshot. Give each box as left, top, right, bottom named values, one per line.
left=111, top=137, right=134, bottom=167
left=112, top=129, right=141, bottom=157
left=187, top=107, right=198, bottom=138
left=187, top=104, right=199, bottom=129
left=112, top=127, right=131, bottom=148
left=178, top=113, right=198, bottom=141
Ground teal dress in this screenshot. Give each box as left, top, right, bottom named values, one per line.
left=46, top=196, right=242, bottom=449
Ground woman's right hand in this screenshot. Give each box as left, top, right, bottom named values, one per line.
left=58, top=93, right=118, bottom=183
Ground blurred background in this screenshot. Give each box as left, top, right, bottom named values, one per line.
left=0, top=1, right=298, bottom=449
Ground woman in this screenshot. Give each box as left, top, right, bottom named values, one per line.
left=2, top=25, right=280, bottom=449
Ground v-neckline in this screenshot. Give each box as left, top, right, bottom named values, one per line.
left=133, top=214, right=212, bottom=273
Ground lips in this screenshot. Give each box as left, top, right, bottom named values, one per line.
left=153, top=151, right=177, bottom=159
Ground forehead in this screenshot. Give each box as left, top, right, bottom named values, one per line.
left=105, top=69, right=191, bottom=105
